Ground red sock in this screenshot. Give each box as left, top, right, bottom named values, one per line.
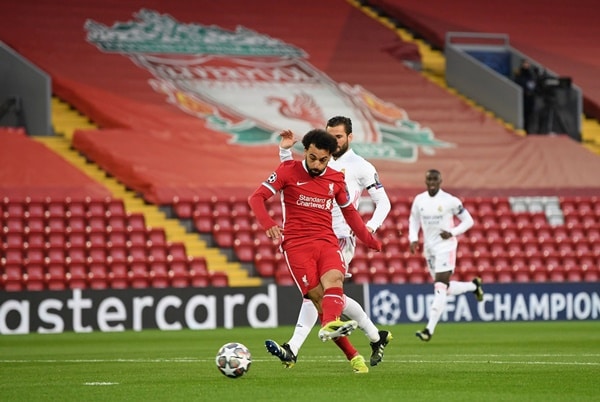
left=334, top=336, right=359, bottom=361
left=321, top=287, right=344, bottom=324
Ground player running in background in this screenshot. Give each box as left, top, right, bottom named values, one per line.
left=265, top=116, right=393, bottom=369
left=248, top=128, right=382, bottom=373
left=408, top=169, right=484, bottom=341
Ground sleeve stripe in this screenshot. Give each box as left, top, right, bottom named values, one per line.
left=262, top=182, right=277, bottom=194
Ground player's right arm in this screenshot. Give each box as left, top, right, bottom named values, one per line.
left=279, top=129, right=297, bottom=162
left=335, top=178, right=382, bottom=251
left=248, top=163, right=291, bottom=240
left=408, top=196, right=422, bottom=254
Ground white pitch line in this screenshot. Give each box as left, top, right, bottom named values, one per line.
left=0, top=358, right=598, bottom=366
left=83, top=382, right=119, bottom=386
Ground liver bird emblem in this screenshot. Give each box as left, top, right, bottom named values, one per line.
left=266, top=92, right=326, bottom=128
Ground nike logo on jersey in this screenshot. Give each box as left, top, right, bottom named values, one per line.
left=297, top=181, right=308, bottom=186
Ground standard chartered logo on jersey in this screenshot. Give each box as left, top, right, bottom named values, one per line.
left=85, top=9, right=452, bottom=162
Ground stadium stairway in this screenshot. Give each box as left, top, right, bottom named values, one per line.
left=349, top=0, right=600, bottom=154
left=38, top=97, right=262, bottom=287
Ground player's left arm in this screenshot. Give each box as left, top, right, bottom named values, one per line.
left=362, top=165, right=391, bottom=232
left=449, top=198, right=474, bottom=237
left=278, top=130, right=297, bottom=162
left=336, top=181, right=381, bottom=251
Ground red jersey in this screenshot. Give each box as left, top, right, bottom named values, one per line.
left=249, top=160, right=381, bottom=251
left=250, top=160, right=349, bottom=248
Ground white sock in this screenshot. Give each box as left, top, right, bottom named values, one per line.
left=287, top=299, right=318, bottom=355
left=426, top=282, right=449, bottom=335
left=343, top=296, right=380, bottom=342
left=447, top=280, right=476, bottom=295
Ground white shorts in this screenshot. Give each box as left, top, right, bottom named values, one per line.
left=338, top=236, right=356, bottom=277
left=424, top=249, right=456, bottom=279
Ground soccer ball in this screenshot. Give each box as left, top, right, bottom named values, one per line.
left=215, top=342, right=252, bottom=378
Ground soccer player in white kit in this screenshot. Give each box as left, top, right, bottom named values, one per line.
left=265, top=116, right=393, bottom=370
left=408, top=169, right=484, bottom=341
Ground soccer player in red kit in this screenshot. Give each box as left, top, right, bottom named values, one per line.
left=248, top=129, right=382, bottom=372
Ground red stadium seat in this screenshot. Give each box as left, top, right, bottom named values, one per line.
left=186, top=257, right=209, bottom=287
left=0, top=247, right=22, bottom=268
left=23, top=230, right=46, bottom=248
left=148, top=244, right=168, bottom=262
left=127, top=213, right=146, bottom=231
left=488, top=242, right=505, bottom=257
left=210, top=271, right=229, bottom=287
left=66, top=229, right=87, bottom=248
left=230, top=199, right=251, bottom=217
left=188, top=256, right=208, bottom=275
left=2, top=264, right=24, bottom=291
left=88, top=244, right=107, bottom=261
left=5, top=199, right=26, bottom=217
left=66, top=262, right=88, bottom=289
left=23, top=262, right=45, bottom=291
left=106, top=215, right=127, bottom=232
left=5, top=216, right=25, bottom=232
left=233, top=238, right=255, bottom=263
left=512, top=265, right=531, bottom=283
left=128, top=261, right=149, bottom=288
left=149, top=259, right=170, bottom=288
left=350, top=265, right=371, bottom=284
left=24, top=245, right=45, bottom=265
left=213, top=224, right=235, bottom=248
left=87, top=229, right=106, bottom=248
left=565, top=266, right=583, bottom=282
left=190, top=273, right=210, bottom=288
left=108, top=260, right=128, bottom=289
left=529, top=265, right=548, bottom=283
left=212, top=199, right=230, bottom=215
left=496, top=214, right=514, bottom=229
left=493, top=265, right=512, bottom=283
left=406, top=267, right=429, bottom=284
left=147, top=228, right=166, bottom=247
left=254, top=254, right=276, bottom=277
left=107, top=229, right=128, bottom=248
left=46, top=263, right=67, bottom=290
left=25, top=197, right=45, bottom=219
left=547, top=265, right=566, bottom=282
left=369, top=266, right=389, bottom=284
left=169, top=260, right=190, bottom=288
left=128, top=245, right=147, bottom=264
left=66, top=214, right=87, bottom=233
left=106, top=199, right=126, bottom=217
left=25, top=217, right=45, bottom=236
left=127, top=228, right=147, bottom=247
left=582, top=266, right=599, bottom=282
left=64, top=198, right=87, bottom=218
left=45, top=199, right=66, bottom=218
left=388, top=266, right=407, bottom=284
left=172, top=195, right=199, bottom=219
left=193, top=212, right=213, bottom=233
left=87, top=215, right=106, bottom=232
left=86, top=197, right=106, bottom=217
left=168, top=242, right=187, bottom=262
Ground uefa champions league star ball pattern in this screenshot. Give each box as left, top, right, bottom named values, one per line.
left=215, top=342, right=252, bottom=378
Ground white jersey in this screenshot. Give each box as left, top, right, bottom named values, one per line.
left=408, top=189, right=474, bottom=254
left=280, top=147, right=390, bottom=238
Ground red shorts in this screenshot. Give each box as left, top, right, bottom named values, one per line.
left=282, top=240, right=346, bottom=296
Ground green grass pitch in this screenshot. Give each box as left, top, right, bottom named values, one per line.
left=1, top=321, right=598, bottom=401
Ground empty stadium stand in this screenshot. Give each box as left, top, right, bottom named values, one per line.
left=0, top=194, right=231, bottom=291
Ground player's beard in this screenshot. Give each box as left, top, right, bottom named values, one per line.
left=332, top=141, right=349, bottom=159
left=308, top=168, right=324, bottom=177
